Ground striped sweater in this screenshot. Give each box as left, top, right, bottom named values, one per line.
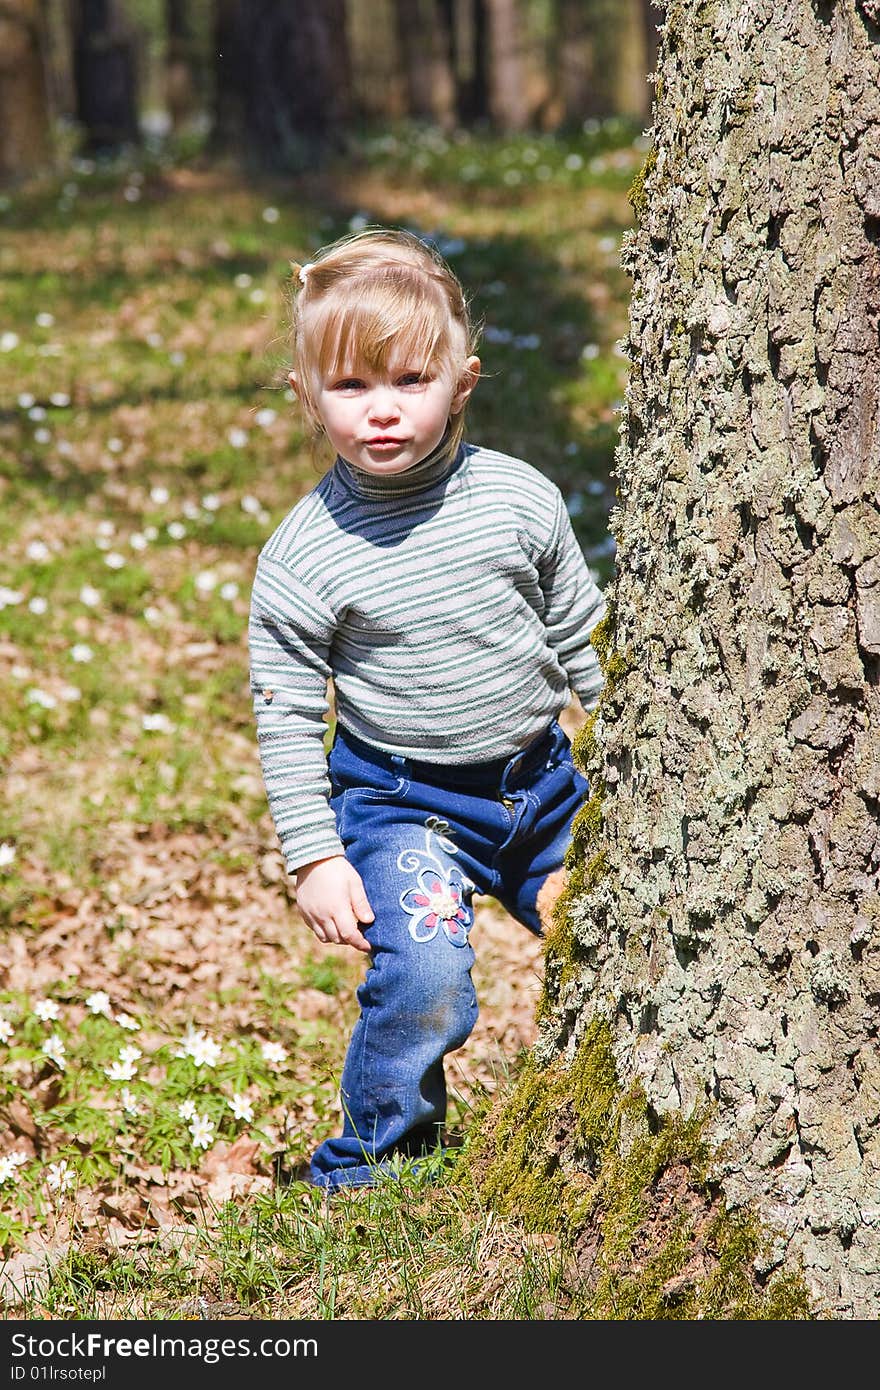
left=248, top=441, right=606, bottom=872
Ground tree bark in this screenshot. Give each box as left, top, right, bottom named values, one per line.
left=392, top=0, right=444, bottom=122
left=215, top=0, right=352, bottom=172
left=485, top=0, right=529, bottom=130
left=164, top=0, right=199, bottom=132
left=0, top=0, right=53, bottom=181
left=69, top=0, right=141, bottom=154
left=485, top=0, right=880, bottom=1319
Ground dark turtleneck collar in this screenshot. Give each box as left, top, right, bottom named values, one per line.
left=334, top=434, right=464, bottom=500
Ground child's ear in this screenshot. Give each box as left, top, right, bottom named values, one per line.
left=288, top=371, right=300, bottom=398
left=451, top=356, right=480, bottom=413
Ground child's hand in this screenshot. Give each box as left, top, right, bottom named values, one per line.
left=293, top=855, right=375, bottom=954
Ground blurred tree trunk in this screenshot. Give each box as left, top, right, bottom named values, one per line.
left=211, top=0, right=351, bottom=171
left=164, top=0, right=198, bottom=133
left=69, top=0, right=141, bottom=153
left=478, top=0, right=880, bottom=1321
left=393, top=0, right=456, bottom=127
left=0, top=0, right=53, bottom=181
left=553, top=0, right=626, bottom=125
left=209, top=0, right=244, bottom=154
left=485, top=0, right=528, bottom=130
left=458, top=0, right=488, bottom=123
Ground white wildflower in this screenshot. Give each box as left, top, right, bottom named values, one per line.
left=1, top=332, right=20, bottom=352
left=260, top=1041, right=288, bottom=1068
left=104, top=1058, right=137, bottom=1082
left=85, top=990, right=111, bottom=1016
left=42, top=1034, right=66, bottom=1068
left=115, top=1012, right=140, bottom=1032
left=188, top=1113, right=215, bottom=1150
left=177, top=1099, right=198, bottom=1121
left=141, top=713, right=175, bottom=734
left=166, top=521, right=186, bottom=540
left=241, top=495, right=261, bottom=514
left=0, top=1152, right=27, bottom=1184
left=129, top=533, right=148, bottom=551
left=254, top=408, right=276, bottom=428
left=150, top=485, right=170, bottom=505
left=25, top=540, right=50, bottom=562
left=228, top=1094, right=254, bottom=1123
left=120, top=1087, right=139, bottom=1116
left=119, top=1044, right=142, bottom=1066
left=227, top=428, right=248, bottom=449
left=0, top=844, right=16, bottom=870
left=201, top=493, right=221, bottom=511
left=28, top=597, right=48, bottom=615
left=35, top=312, right=55, bottom=327
left=45, top=1160, right=75, bottom=1193
left=219, top=582, right=239, bottom=601
left=262, top=206, right=279, bottom=224
left=0, top=587, right=23, bottom=608
left=34, top=999, right=60, bottom=1022
left=25, top=688, right=56, bottom=709
left=50, top=392, right=70, bottom=408
left=0, top=1017, right=13, bottom=1042
left=195, top=571, right=217, bottom=593
left=79, top=584, right=101, bottom=607
left=189, top=1033, right=222, bottom=1069
left=70, top=644, right=93, bottom=663
left=104, top=552, right=126, bottom=569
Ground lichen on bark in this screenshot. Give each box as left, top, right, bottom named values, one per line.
left=478, top=0, right=880, bottom=1319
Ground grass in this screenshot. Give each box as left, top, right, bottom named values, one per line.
left=0, top=114, right=637, bottom=1319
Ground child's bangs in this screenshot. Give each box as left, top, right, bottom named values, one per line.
left=311, top=279, right=455, bottom=381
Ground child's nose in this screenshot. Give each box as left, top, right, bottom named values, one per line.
left=368, top=387, right=400, bottom=421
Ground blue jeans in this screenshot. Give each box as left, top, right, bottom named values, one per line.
left=308, top=718, right=589, bottom=1191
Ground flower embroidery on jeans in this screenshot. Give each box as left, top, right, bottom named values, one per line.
left=397, top=818, right=474, bottom=947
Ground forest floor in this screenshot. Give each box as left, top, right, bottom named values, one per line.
left=0, top=120, right=637, bottom=1318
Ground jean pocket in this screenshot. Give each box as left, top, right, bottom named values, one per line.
left=335, top=777, right=410, bottom=844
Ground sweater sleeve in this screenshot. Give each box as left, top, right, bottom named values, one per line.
left=538, top=490, right=607, bottom=711
left=248, top=553, right=343, bottom=873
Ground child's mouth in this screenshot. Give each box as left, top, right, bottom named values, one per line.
left=366, top=437, right=405, bottom=451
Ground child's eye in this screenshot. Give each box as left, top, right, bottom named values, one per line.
left=332, top=378, right=364, bottom=392
left=398, top=372, right=428, bottom=388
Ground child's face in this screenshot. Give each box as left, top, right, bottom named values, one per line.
left=293, top=355, right=479, bottom=475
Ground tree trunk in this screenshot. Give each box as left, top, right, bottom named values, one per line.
left=553, top=0, right=630, bottom=126
left=0, top=0, right=53, bottom=181
left=392, top=0, right=457, bottom=127
left=459, top=0, right=489, bottom=123
left=480, top=0, right=880, bottom=1319
left=164, top=0, right=198, bottom=132
left=214, top=0, right=352, bottom=172
left=435, top=0, right=465, bottom=123
left=485, top=0, right=529, bottom=130
left=70, top=0, right=141, bottom=154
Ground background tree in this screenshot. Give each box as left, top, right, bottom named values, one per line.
left=0, top=0, right=53, bottom=182
left=69, top=0, right=141, bottom=153
left=164, top=0, right=199, bottom=133
left=476, top=0, right=880, bottom=1319
left=392, top=0, right=457, bottom=128
left=210, top=0, right=352, bottom=171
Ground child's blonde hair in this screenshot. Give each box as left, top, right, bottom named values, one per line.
left=289, top=227, right=480, bottom=463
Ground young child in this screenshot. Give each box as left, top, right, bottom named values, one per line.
left=248, top=226, right=606, bottom=1192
